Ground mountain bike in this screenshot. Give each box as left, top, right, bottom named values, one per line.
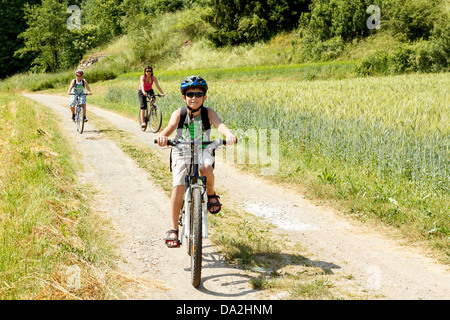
left=141, top=94, right=163, bottom=132
left=154, top=138, right=232, bottom=287
left=70, top=93, right=90, bottom=134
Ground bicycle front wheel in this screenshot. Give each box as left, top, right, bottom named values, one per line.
left=149, top=105, right=162, bottom=133
left=190, top=187, right=203, bottom=288
left=140, top=107, right=148, bottom=132
left=76, top=105, right=84, bottom=134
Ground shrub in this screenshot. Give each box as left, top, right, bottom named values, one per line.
left=205, top=0, right=310, bottom=46
left=84, top=69, right=118, bottom=83
left=299, top=35, right=345, bottom=61
left=383, top=0, right=442, bottom=42
left=355, top=40, right=450, bottom=76
left=300, top=0, right=375, bottom=42
left=355, top=50, right=390, bottom=75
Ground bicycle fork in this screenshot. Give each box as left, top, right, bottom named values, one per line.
left=180, top=184, right=208, bottom=246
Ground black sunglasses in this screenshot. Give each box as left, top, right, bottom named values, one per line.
left=185, top=91, right=205, bottom=98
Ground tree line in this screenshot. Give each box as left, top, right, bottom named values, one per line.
left=1, top=0, right=448, bottom=78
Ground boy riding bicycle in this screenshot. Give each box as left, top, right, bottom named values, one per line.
left=156, top=76, right=237, bottom=248
left=68, top=69, right=91, bottom=122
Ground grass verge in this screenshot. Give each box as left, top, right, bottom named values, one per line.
left=0, top=94, right=122, bottom=299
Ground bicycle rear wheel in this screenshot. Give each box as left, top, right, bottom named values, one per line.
left=190, top=187, right=203, bottom=288
left=149, top=105, right=162, bottom=133
left=76, top=105, right=84, bottom=134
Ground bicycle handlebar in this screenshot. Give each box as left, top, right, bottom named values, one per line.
left=69, top=93, right=91, bottom=95
left=153, top=138, right=236, bottom=147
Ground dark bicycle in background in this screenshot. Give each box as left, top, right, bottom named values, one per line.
left=141, top=94, right=163, bottom=132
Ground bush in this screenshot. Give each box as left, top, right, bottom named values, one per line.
left=355, top=50, right=390, bottom=75
left=205, top=0, right=310, bottom=46
left=383, top=0, right=442, bottom=42
left=355, top=2, right=449, bottom=76
left=60, top=24, right=104, bottom=70
left=300, top=0, right=375, bottom=42
left=126, top=8, right=212, bottom=66
left=300, top=36, right=345, bottom=61
left=355, top=40, right=449, bottom=76
left=84, top=69, right=118, bottom=83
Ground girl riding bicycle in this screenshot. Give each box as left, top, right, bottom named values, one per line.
left=156, top=76, right=236, bottom=248
left=138, top=66, right=165, bottom=128
left=68, top=69, right=91, bottom=122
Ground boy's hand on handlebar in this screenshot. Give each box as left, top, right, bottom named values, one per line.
left=157, top=135, right=168, bottom=147
left=225, top=134, right=237, bottom=145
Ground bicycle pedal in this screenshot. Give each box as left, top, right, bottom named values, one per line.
left=178, top=212, right=184, bottom=226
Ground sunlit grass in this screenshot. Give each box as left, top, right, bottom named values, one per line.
left=0, top=94, right=120, bottom=299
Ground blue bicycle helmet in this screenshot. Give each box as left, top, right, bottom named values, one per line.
left=180, top=76, right=208, bottom=94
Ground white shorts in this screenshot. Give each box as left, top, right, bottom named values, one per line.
left=171, top=149, right=214, bottom=187
left=69, top=93, right=86, bottom=108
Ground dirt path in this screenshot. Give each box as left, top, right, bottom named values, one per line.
left=25, top=94, right=450, bottom=300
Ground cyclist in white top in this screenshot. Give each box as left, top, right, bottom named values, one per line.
left=68, top=69, right=92, bottom=122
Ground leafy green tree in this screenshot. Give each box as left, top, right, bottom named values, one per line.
left=300, top=0, right=375, bottom=42
left=383, top=0, right=442, bottom=41
left=205, top=0, right=310, bottom=46
left=0, top=0, right=41, bottom=78
left=146, top=0, right=185, bottom=14
left=81, top=0, right=124, bottom=43
left=14, top=0, right=70, bottom=72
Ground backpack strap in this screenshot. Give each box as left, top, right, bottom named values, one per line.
left=177, top=106, right=211, bottom=131
left=178, top=107, right=188, bottom=130
left=73, top=79, right=85, bottom=88
left=199, top=106, right=214, bottom=168
left=200, top=106, right=211, bottom=131
left=171, top=106, right=213, bottom=171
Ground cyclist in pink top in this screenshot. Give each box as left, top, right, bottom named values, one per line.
left=138, top=66, right=165, bottom=128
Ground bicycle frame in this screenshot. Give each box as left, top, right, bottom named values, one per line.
left=181, top=148, right=209, bottom=246
left=154, top=137, right=231, bottom=287
left=142, top=93, right=162, bottom=132
left=70, top=93, right=88, bottom=133
left=146, top=93, right=160, bottom=108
